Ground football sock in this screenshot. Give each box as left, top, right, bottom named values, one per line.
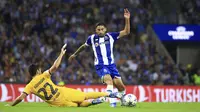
left=106, top=85, right=117, bottom=107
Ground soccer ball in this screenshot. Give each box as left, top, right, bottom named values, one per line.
left=122, top=94, right=137, bottom=107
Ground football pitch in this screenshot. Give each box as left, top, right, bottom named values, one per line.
left=0, top=102, right=199, bottom=112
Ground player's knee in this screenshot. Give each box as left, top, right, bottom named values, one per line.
left=103, top=75, right=113, bottom=85
left=104, top=80, right=113, bottom=85
left=78, top=101, right=91, bottom=107
left=79, top=103, right=89, bottom=107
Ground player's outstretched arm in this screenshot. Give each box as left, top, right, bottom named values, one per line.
left=6, top=93, right=27, bottom=106
left=49, top=44, right=67, bottom=74
left=119, top=8, right=130, bottom=38
left=68, top=44, right=87, bottom=62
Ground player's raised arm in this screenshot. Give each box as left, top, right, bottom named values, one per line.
left=68, top=34, right=92, bottom=63
left=49, top=44, right=67, bottom=74
left=119, top=8, right=130, bottom=38
left=68, top=44, right=87, bottom=62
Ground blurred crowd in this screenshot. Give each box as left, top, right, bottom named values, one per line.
left=0, top=0, right=200, bottom=85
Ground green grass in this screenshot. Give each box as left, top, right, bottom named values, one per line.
left=0, top=102, right=200, bottom=112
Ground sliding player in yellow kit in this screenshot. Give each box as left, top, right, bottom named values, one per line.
left=7, top=44, right=121, bottom=107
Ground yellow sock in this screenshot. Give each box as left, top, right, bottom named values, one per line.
left=85, top=92, right=108, bottom=100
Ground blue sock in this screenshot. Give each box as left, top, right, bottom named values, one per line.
left=91, top=98, right=104, bottom=105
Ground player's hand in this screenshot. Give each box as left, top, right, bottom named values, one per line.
left=68, top=54, right=76, bottom=62
left=5, top=104, right=11, bottom=106
left=61, top=44, right=67, bottom=55
left=124, top=8, right=130, bottom=19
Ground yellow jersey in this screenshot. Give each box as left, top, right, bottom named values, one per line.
left=23, top=70, right=86, bottom=106
left=23, top=70, right=63, bottom=105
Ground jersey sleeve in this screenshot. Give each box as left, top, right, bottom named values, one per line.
left=85, top=35, right=92, bottom=46
left=43, top=70, right=51, bottom=79
left=23, top=83, right=32, bottom=95
left=108, top=32, right=120, bottom=41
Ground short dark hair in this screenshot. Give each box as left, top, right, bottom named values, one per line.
left=28, top=64, right=39, bottom=77
left=95, top=22, right=106, bottom=29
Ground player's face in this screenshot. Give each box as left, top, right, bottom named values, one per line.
left=96, top=25, right=107, bottom=37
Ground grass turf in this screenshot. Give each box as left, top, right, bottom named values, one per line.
left=0, top=102, right=199, bottom=112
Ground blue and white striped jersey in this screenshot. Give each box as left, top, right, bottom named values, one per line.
left=85, top=32, right=120, bottom=65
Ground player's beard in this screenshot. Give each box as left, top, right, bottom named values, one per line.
left=98, top=33, right=106, bottom=37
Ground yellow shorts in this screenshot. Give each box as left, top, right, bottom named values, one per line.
left=49, top=87, right=86, bottom=107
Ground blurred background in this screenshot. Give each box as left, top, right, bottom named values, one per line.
left=0, top=0, right=200, bottom=86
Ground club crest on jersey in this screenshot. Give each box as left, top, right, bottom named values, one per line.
left=95, top=43, right=99, bottom=47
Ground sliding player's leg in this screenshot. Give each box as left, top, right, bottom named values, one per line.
left=61, top=87, right=86, bottom=103
left=63, top=101, right=79, bottom=107
left=79, top=97, right=106, bottom=107
left=85, top=92, right=108, bottom=99
left=61, top=86, right=121, bottom=107
left=79, top=101, right=91, bottom=107
left=84, top=91, right=121, bottom=100
left=78, top=91, right=122, bottom=107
